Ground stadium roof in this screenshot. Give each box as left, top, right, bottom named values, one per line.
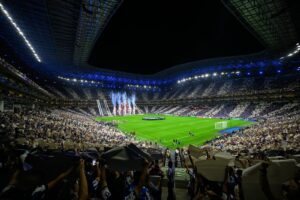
left=0, top=0, right=122, bottom=75
left=0, top=0, right=299, bottom=79
left=222, top=0, right=299, bottom=49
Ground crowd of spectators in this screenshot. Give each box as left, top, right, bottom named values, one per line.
left=0, top=141, right=166, bottom=200
left=38, top=72, right=300, bottom=103
left=0, top=109, right=154, bottom=150
left=181, top=150, right=300, bottom=200
left=0, top=104, right=299, bottom=199
left=0, top=82, right=300, bottom=200
left=147, top=101, right=299, bottom=120
left=206, top=113, right=300, bottom=154
left=0, top=109, right=168, bottom=199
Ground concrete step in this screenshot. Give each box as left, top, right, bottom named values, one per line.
left=161, top=187, right=189, bottom=200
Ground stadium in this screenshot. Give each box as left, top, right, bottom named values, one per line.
left=0, top=0, right=299, bottom=199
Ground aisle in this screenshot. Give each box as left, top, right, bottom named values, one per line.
left=161, top=187, right=189, bottom=200
left=165, top=149, right=183, bottom=168
left=161, top=149, right=189, bottom=199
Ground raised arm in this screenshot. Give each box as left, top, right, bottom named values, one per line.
left=187, top=150, right=195, bottom=169
left=95, top=161, right=101, bottom=183
left=135, top=160, right=149, bottom=195
left=78, top=159, right=88, bottom=200
left=47, top=166, right=73, bottom=190
left=100, top=164, right=108, bottom=188
left=99, top=163, right=112, bottom=200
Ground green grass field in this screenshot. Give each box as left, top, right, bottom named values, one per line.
left=95, top=114, right=253, bottom=148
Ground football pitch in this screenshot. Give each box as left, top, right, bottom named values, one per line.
left=95, top=114, right=253, bottom=148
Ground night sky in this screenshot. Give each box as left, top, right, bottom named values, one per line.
left=89, top=0, right=264, bottom=74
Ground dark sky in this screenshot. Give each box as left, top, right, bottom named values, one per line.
left=89, top=0, right=264, bottom=74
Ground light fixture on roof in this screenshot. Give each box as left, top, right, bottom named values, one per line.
left=0, top=3, right=41, bottom=62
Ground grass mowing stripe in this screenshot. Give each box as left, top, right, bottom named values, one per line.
left=95, top=114, right=253, bottom=148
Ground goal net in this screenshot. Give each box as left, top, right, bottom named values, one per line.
left=215, top=121, right=228, bottom=129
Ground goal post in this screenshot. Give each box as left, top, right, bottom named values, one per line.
left=215, top=121, right=228, bottom=129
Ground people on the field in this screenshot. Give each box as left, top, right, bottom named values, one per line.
left=188, top=131, right=195, bottom=136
